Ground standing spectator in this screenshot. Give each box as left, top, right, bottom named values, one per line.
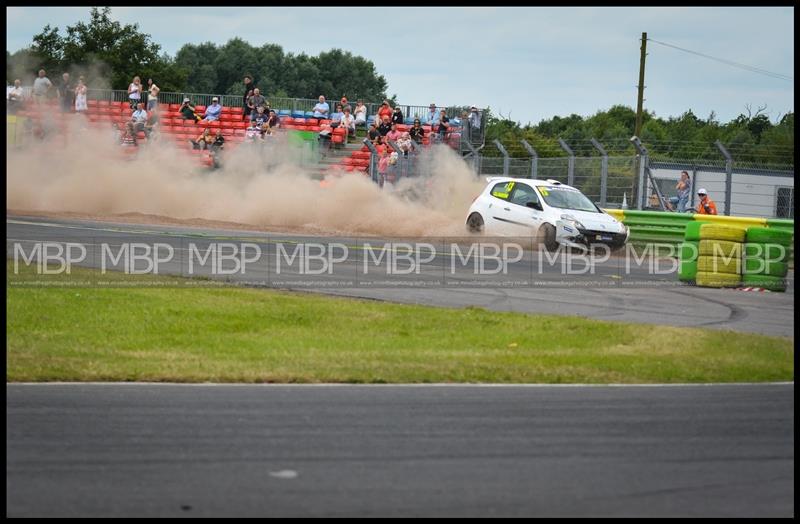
left=669, top=171, right=692, bottom=212
left=367, top=123, right=380, bottom=144
left=377, top=100, right=393, bottom=122
left=146, top=78, right=160, bottom=111
left=409, top=119, right=425, bottom=144
left=468, top=106, right=481, bottom=140
left=387, top=123, right=402, bottom=142
left=695, top=188, right=718, bottom=215
left=74, top=76, right=88, bottom=113
left=340, top=96, right=351, bottom=112
left=377, top=149, right=390, bottom=188
left=7, top=79, right=25, bottom=113
left=354, top=100, right=367, bottom=128
left=57, top=72, right=74, bottom=113
left=425, top=103, right=439, bottom=126
left=312, top=95, right=330, bottom=119
left=340, top=106, right=355, bottom=138
left=131, top=102, right=148, bottom=134
left=242, top=75, right=255, bottom=121
left=127, top=76, right=142, bottom=109
left=247, top=88, right=266, bottom=121
left=391, top=106, right=404, bottom=125
left=32, top=69, right=53, bottom=106
left=437, top=109, right=450, bottom=140
left=377, top=116, right=392, bottom=137
left=203, top=97, right=222, bottom=121
left=179, top=98, right=202, bottom=122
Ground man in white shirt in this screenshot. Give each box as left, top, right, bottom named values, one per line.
left=32, top=69, right=53, bottom=105
left=312, top=95, right=330, bottom=119
left=7, top=79, right=25, bottom=112
left=131, top=102, right=148, bottom=134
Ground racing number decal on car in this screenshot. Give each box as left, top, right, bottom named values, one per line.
left=491, top=182, right=515, bottom=200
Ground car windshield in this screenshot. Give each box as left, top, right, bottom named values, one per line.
left=537, top=186, right=599, bottom=212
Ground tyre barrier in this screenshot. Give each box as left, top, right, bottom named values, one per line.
left=695, top=271, right=741, bottom=288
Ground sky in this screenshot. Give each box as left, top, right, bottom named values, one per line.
left=6, top=6, right=795, bottom=126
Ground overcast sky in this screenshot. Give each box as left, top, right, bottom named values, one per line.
left=6, top=6, right=795, bottom=125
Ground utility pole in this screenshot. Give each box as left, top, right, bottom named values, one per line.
left=635, top=32, right=647, bottom=137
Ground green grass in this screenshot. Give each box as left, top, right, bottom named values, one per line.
left=6, top=262, right=793, bottom=383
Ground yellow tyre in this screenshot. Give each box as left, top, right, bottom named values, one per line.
left=699, top=224, right=746, bottom=243
left=698, top=239, right=742, bottom=258
left=697, top=255, right=741, bottom=275
left=695, top=271, right=742, bottom=288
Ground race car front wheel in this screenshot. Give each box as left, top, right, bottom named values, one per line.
left=466, top=213, right=484, bottom=234
left=539, top=223, right=559, bottom=252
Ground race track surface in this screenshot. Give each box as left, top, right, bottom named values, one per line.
left=7, top=216, right=795, bottom=337
left=6, top=383, right=794, bottom=517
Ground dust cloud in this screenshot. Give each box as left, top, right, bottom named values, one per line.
left=7, top=116, right=486, bottom=237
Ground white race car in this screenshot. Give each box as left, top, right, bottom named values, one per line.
left=465, top=177, right=629, bottom=251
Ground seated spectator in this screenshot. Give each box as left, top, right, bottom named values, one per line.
left=121, top=121, right=138, bottom=147
left=245, top=123, right=262, bottom=142
left=340, top=106, right=355, bottom=138
left=425, top=103, right=439, bottom=126
left=247, top=88, right=266, bottom=120
left=203, top=97, right=222, bottom=121
left=377, top=116, right=392, bottom=137
left=330, top=105, right=344, bottom=127
left=409, top=119, right=425, bottom=144
left=312, top=95, right=330, bottom=119
left=131, top=102, right=148, bottom=134
left=386, top=123, right=402, bottom=142
left=189, top=128, right=213, bottom=150
left=377, top=100, right=393, bottom=122
left=252, top=105, right=270, bottom=128
left=263, top=109, right=280, bottom=135
left=396, top=132, right=413, bottom=156
left=354, top=100, right=367, bottom=128
left=340, top=96, right=351, bottom=112
left=391, top=106, right=404, bottom=125
left=180, top=98, right=202, bottom=122
left=437, top=109, right=450, bottom=140
left=367, top=123, right=380, bottom=143
left=210, top=129, right=225, bottom=152
left=7, top=79, right=24, bottom=113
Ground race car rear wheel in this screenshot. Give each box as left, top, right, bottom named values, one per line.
left=466, top=213, right=484, bottom=234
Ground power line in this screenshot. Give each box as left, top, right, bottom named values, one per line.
left=647, top=37, right=793, bottom=81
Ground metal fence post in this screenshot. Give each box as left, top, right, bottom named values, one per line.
left=520, top=140, right=538, bottom=179
left=715, top=140, right=733, bottom=216
left=493, top=140, right=510, bottom=176
left=630, top=137, right=649, bottom=210
left=591, top=138, right=609, bottom=207
left=363, top=138, right=379, bottom=184
left=558, top=138, right=575, bottom=186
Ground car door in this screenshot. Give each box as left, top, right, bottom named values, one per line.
left=484, top=181, right=518, bottom=234
left=505, top=183, right=545, bottom=236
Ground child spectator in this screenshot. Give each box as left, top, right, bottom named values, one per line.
left=354, top=100, right=367, bottom=128
left=203, top=97, right=222, bottom=121
left=330, top=104, right=344, bottom=127
left=264, top=109, right=280, bottom=135
left=391, top=106, right=404, bottom=125
left=180, top=98, right=202, bottom=122
left=367, top=123, right=380, bottom=144
left=74, top=77, right=88, bottom=113
left=409, top=119, right=425, bottom=144
left=378, top=149, right=390, bottom=188
left=340, top=106, right=355, bottom=138
left=396, top=132, right=413, bottom=156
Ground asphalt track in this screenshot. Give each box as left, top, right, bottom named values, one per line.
left=6, top=215, right=795, bottom=337
left=5, top=383, right=793, bottom=517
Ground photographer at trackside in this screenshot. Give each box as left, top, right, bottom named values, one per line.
left=695, top=188, right=718, bottom=215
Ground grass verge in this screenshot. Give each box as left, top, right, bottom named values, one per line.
left=6, top=262, right=793, bottom=383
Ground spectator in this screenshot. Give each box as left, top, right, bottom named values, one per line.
left=312, top=95, right=330, bottom=119
left=377, top=116, right=392, bottom=137
left=190, top=128, right=213, bottom=150
left=128, top=76, right=142, bottom=109
left=7, top=79, right=25, bottom=113
left=252, top=105, right=270, bottom=128
left=367, top=123, right=380, bottom=143
left=437, top=109, right=450, bottom=140
left=57, top=72, right=74, bottom=113
left=210, top=129, right=225, bottom=152
left=668, top=171, right=692, bottom=212
left=146, top=78, right=160, bottom=111
left=144, top=107, right=160, bottom=139
left=695, top=188, right=718, bottom=215
left=131, top=102, right=148, bottom=134
left=32, top=69, right=53, bottom=106
left=179, top=98, right=202, bottom=122
left=387, top=123, right=402, bottom=142
left=425, top=103, right=439, bottom=126
left=242, top=75, right=255, bottom=121
left=396, top=132, right=413, bottom=156
left=391, top=106, right=404, bottom=125
left=245, top=121, right=262, bottom=142
left=330, top=104, right=344, bottom=127
left=409, top=119, right=425, bottom=144
left=247, top=88, right=266, bottom=121
left=121, top=121, right=138, bottom=147
left=264, top=109, right=280, bottom=135
left=377, top=100, right=393, bottom=122
left=468, top=106, right=481, bottom=129
left=74, top=76, right=88, bottom=113
left=377, top=149, right=390, bottom=187
left=340, top=96, right=351, bottom=112
left=340, top=106, right=355, bottom=138
left=354, top=100, right=367, bottom=128
left=203, top=97, right=222, bottom=121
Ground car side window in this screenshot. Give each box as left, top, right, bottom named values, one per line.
left=509, top=183, right=539, bottom=207
left=490, top=181, right=515, bottom=201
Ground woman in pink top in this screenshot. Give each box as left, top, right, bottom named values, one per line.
left=386, top=124, right=402, bottom=142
